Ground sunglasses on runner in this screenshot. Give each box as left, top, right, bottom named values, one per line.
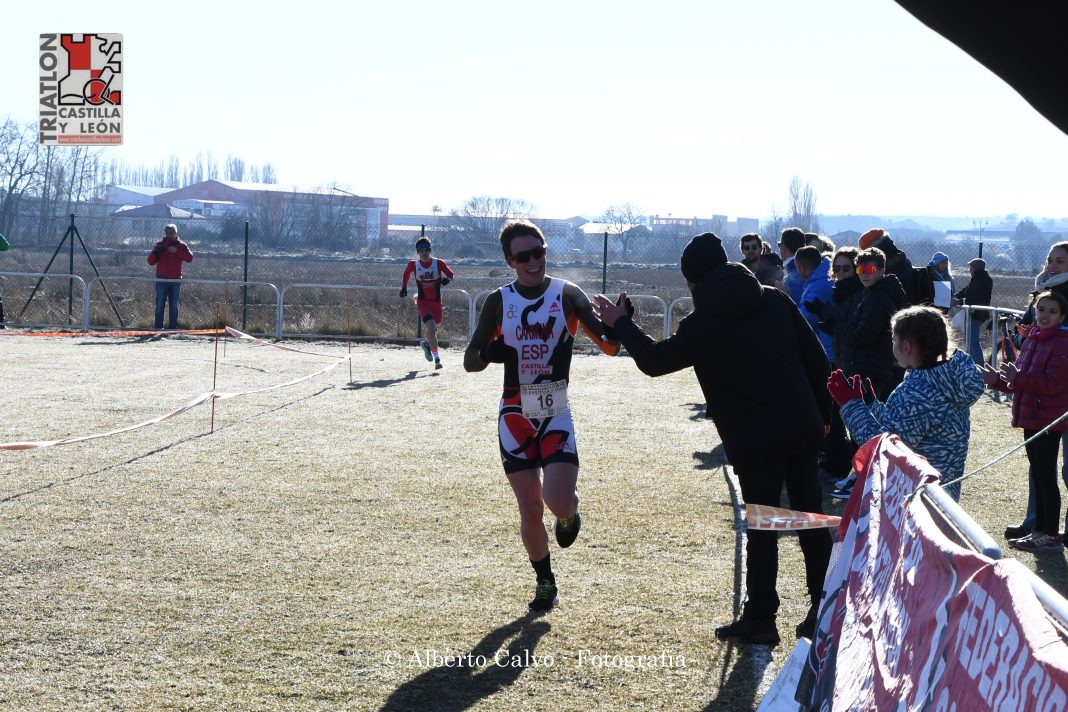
left=510, top=245, right=546, bottom=264
left=856, top=264, right=880, bottom=275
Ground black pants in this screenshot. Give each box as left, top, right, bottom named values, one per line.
left=823, top=403, right=856, bottom=478
left=1024, top=429, right=1063, bottom=536
left=733, top=443, right=833, bottom=619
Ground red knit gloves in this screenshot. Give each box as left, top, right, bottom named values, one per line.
left=827, top=369, right=864, bottom=407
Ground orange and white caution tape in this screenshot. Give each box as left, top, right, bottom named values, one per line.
left=0, top=333, right=350, bottom=451
left=745, top=504, right=841, bottom=531
left=0, top=392, right=215, bottom=450
left=0, top=328, right=225, bottom=338
left=224, top=327, right=340, bottom=358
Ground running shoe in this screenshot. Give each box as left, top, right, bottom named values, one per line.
left=715, top=613, right=780, bottom=646
left=435, top=358, right=443, bottom=370
left=554, top=511, right=582, bottom=548
left=1010, top=533, right=1063, bottom=552
left=420, top=339, right=432, bottom=361
left=528, top=579, right=559, bottom=612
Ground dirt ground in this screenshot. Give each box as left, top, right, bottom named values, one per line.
left=0, top=333, right=1060, bottom=711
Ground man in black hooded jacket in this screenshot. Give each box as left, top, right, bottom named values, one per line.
left=593, top=232, right=833, bottom=646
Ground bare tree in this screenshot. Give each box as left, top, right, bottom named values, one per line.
left=225, top=155, right=246, bottom=182
left=0, top=120, right=41, bottom=236
left=760, top=206, right=786, bottom=245
left=260, top=163, right=277, bottom=184
left=787, top=175, right=820, bottom=233
left=600, top=202, right=645, bottom=258
left=448, top=195, right=537, bottom=246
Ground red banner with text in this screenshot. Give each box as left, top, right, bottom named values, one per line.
left=800, top=434, right=1068, bottom=710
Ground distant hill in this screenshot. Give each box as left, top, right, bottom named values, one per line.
left=818, top=214, right=1068, bottom=235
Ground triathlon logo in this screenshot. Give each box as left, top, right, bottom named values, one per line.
left=39, top=33, right=123, bottom=145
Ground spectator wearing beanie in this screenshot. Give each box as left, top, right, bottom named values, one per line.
left=592, top=232, right=833, bottom=646
left=927, top=251, right=955, bottom=312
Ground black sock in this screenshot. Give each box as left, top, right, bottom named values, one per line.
left=531, top=554, right=555, bottom=584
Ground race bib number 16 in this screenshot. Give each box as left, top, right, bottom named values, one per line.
left=520, top=380, right=568, bottom=419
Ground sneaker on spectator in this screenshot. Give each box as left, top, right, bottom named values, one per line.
left=715, top=612, right=780, bottom=646
left=830, top=481, right=854, bottom=500
left=1009, top=533, right=1063, bottom=552
left=1004, top=525, right=1030, bottom=540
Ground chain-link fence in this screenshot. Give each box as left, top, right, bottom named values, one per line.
left=0, top=213, right=1061, bottom=340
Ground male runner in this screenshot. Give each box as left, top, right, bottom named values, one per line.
left=400, top=237, right=454, bottom=369
left=464, top=219, right=621, bottom=611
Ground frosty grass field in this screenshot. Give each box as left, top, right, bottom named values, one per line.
left=0, top=330, right=1060, bottom=711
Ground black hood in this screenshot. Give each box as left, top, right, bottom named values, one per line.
left=878, top=236, right=907, bottom=261
left=690, top=262, right=764, bottom=318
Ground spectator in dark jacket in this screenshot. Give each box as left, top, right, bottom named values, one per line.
left=955, top=258, right=994, bottom=365
left=592, top=232, right=833, bottom=647
left=805, top=246, right=861, bottom=481
left=859, top=228, right=914, bottom=304
left=147, top=223, right=194, bottom=330
left=755, top=251, right=784, bottom=290
left=839, top=247, right=908, bottom=400
left=780, top=227, right=807, bottom=303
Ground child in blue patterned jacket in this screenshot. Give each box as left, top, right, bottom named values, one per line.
left=826, top=305, right=985, bottom=501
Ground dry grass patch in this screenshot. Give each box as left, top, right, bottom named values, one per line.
left=0, top=336, right=1063, bottom=711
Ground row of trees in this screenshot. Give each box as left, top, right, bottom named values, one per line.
left=0, top=118, right=276, bottom=238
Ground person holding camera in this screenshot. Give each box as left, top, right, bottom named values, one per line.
left=147, top=224, right=194, bottom=330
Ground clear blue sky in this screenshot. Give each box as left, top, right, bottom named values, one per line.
left=5, top=0, right=1067, bottom=221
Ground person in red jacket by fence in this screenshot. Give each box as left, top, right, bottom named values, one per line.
left=147, top=223, right=194, bottom=330
left=982, top=290, right=1068, bottom=553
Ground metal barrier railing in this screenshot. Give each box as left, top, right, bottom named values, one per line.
left=919, top=483, right=1068, bottom=636
left=956, top=304, right=1025, bottom=370
left=0, top=271, right=88, bottom=330
left=85, top=275, right=281, bottom=333
left=279, top=284, right=473, bottom=342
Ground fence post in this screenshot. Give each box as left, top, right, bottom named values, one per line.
left=602, top=231, right=608, bottom=294
left=242, top=221, right=250, bottom=330
left=68, top=213, right=76, bottom=323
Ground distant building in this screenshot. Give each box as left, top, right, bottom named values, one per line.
left=106, top=185, right=175, bottom=207
left=171, top=199, right=240, bottom=218
left=649, top=214, right=759, bottom=239
left=154, top=180, right=389, bottom=245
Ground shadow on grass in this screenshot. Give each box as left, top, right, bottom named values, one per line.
left=1032, top=550, right=1068, bottom=593
left=687, top=401, right=710, bottom=421
left=702, top=643, right=775, bottom=712
left=378, top=613, right=550, bottom=712
left=345, top=370, right=438, bottom=390
left=692, top=444, right=729, bottom=471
